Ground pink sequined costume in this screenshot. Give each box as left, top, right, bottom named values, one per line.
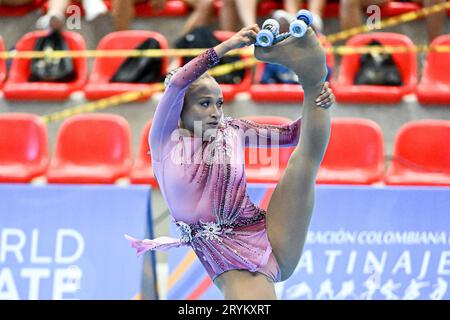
left=125, top=48, right=302, bottom=282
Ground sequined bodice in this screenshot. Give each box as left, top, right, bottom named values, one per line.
left=149, top=48, right=301, bottom=226
left=127, top=48, right=300, bottom=283
left=155, top=117, right=262, bottom=224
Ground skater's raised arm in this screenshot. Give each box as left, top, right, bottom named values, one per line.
left=232, top=80, right=333, bottom=149
left=150, top=25, right=260, bottom=162
left=214, top=24, right=260, bottom=58
left=231, top=117, right=302, bottom=148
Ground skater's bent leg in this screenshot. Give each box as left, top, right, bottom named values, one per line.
left=258, top=32, right=331, bottom=280
left=267, top=100, right=331, bottom=280
left=214, top=270, right=277, bottom=300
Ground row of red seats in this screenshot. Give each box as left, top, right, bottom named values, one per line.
left=245, top=116, right=450, bottom=186
left=1, top=0, right=440, bottom=18
left=0, top=30, right=449, bottom=104
left=0, top=112, right=449, bottom=186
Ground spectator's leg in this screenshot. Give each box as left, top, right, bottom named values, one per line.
left=340, top=0, right=362, bottom=30
left=308, top=0, right=326, bottom=32
left=112, top=0, right=146, bottom=30
left=35, top=0, right=69, bottom=30
left=234, top=0, right=258, bottom=26
left=82, top=0, right=108, bottom=22
left=182, top=0, right=215, bottom=34
left=48, top=0, right=71, bottom=16
left=340, top=0, right=388, bottom=30
left=219, top=0, right=242, bottom=31
left=423, top=0, right=446, bottom=42
left=284, top=0, right=302, bottom=17
left=0, top=0, right=33, bottom=5
left=308, top=0, right=326, bottom=16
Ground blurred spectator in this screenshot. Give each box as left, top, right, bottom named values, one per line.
left=181, top=0, right=215, bottom=34
left=219, top=0, right=257, bottom=31
left=35, top=0, right=108, bottom=31
left=340, top=0, right=446, bottom=43
left=217, top=0, right=330, bottom=87
left=220, top=0, right=325, bottom=33
left=0, top=0, right=34, bottom=5
left=111, top=0, right=166, bottom=31
left=112, top=0, right=215, bottom=34
left=305, top=0, right=326, bottom=32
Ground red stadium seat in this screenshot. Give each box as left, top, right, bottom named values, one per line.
left=322, top=2, right=340, bottom=18
left=102, top=0, right=189, bottom=17
left=0, top=113, right=49, bottom=183
left=0, top=36, right=6, bottom=89
left=129, top=119, right=159, bottom=187
left=332, top=33, right=418, bottom=104
left=380, top=1, right=421, bottom=17
left=46, top=114, right=132, bottom=184
left=250, top=62, right=305, bottom=103
left=241, top=115, right=295, bottom=184
left=385, top=120, right=450, bottom=186
left=416, top=35, right=450, bottom=105
left=250, top=35, right=335, bottom=103
left=255, top=0, right=282, bottom=16
left=0, top=0, right=44, bottom=16
left=84, top=30, right=169, bottom=100
left=317, top=118, right=385, bottom=185
left=132, top=0, right=189, bottom=17
left=3, top=30, right=87, bottom=101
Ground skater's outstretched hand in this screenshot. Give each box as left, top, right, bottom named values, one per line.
left=215, top=25, right=261, bottom=58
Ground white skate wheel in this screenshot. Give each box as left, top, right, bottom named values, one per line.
left=289, top=20, right=307, bottom=38
left=262, top=18, right=280, bottom=36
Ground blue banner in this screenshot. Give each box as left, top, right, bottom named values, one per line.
left=0, top=184, right=155, bottom=300
left=168, top=185, right=450, bottom=300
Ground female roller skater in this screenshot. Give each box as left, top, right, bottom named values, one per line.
left=126, top=19, right=333, bottom=299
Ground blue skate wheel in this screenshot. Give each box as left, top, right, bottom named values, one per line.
left=256, top=29, right=275, bottom=47
left=289, top=20, right=307, bottom=38
left=296, top=9, right=313, bottom=27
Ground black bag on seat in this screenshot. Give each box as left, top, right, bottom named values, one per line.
left=29, top=30, right=76, bottom=82
left=354, top=40, right=403, bottom=86
left=110, top=38, right=163, bottom=83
